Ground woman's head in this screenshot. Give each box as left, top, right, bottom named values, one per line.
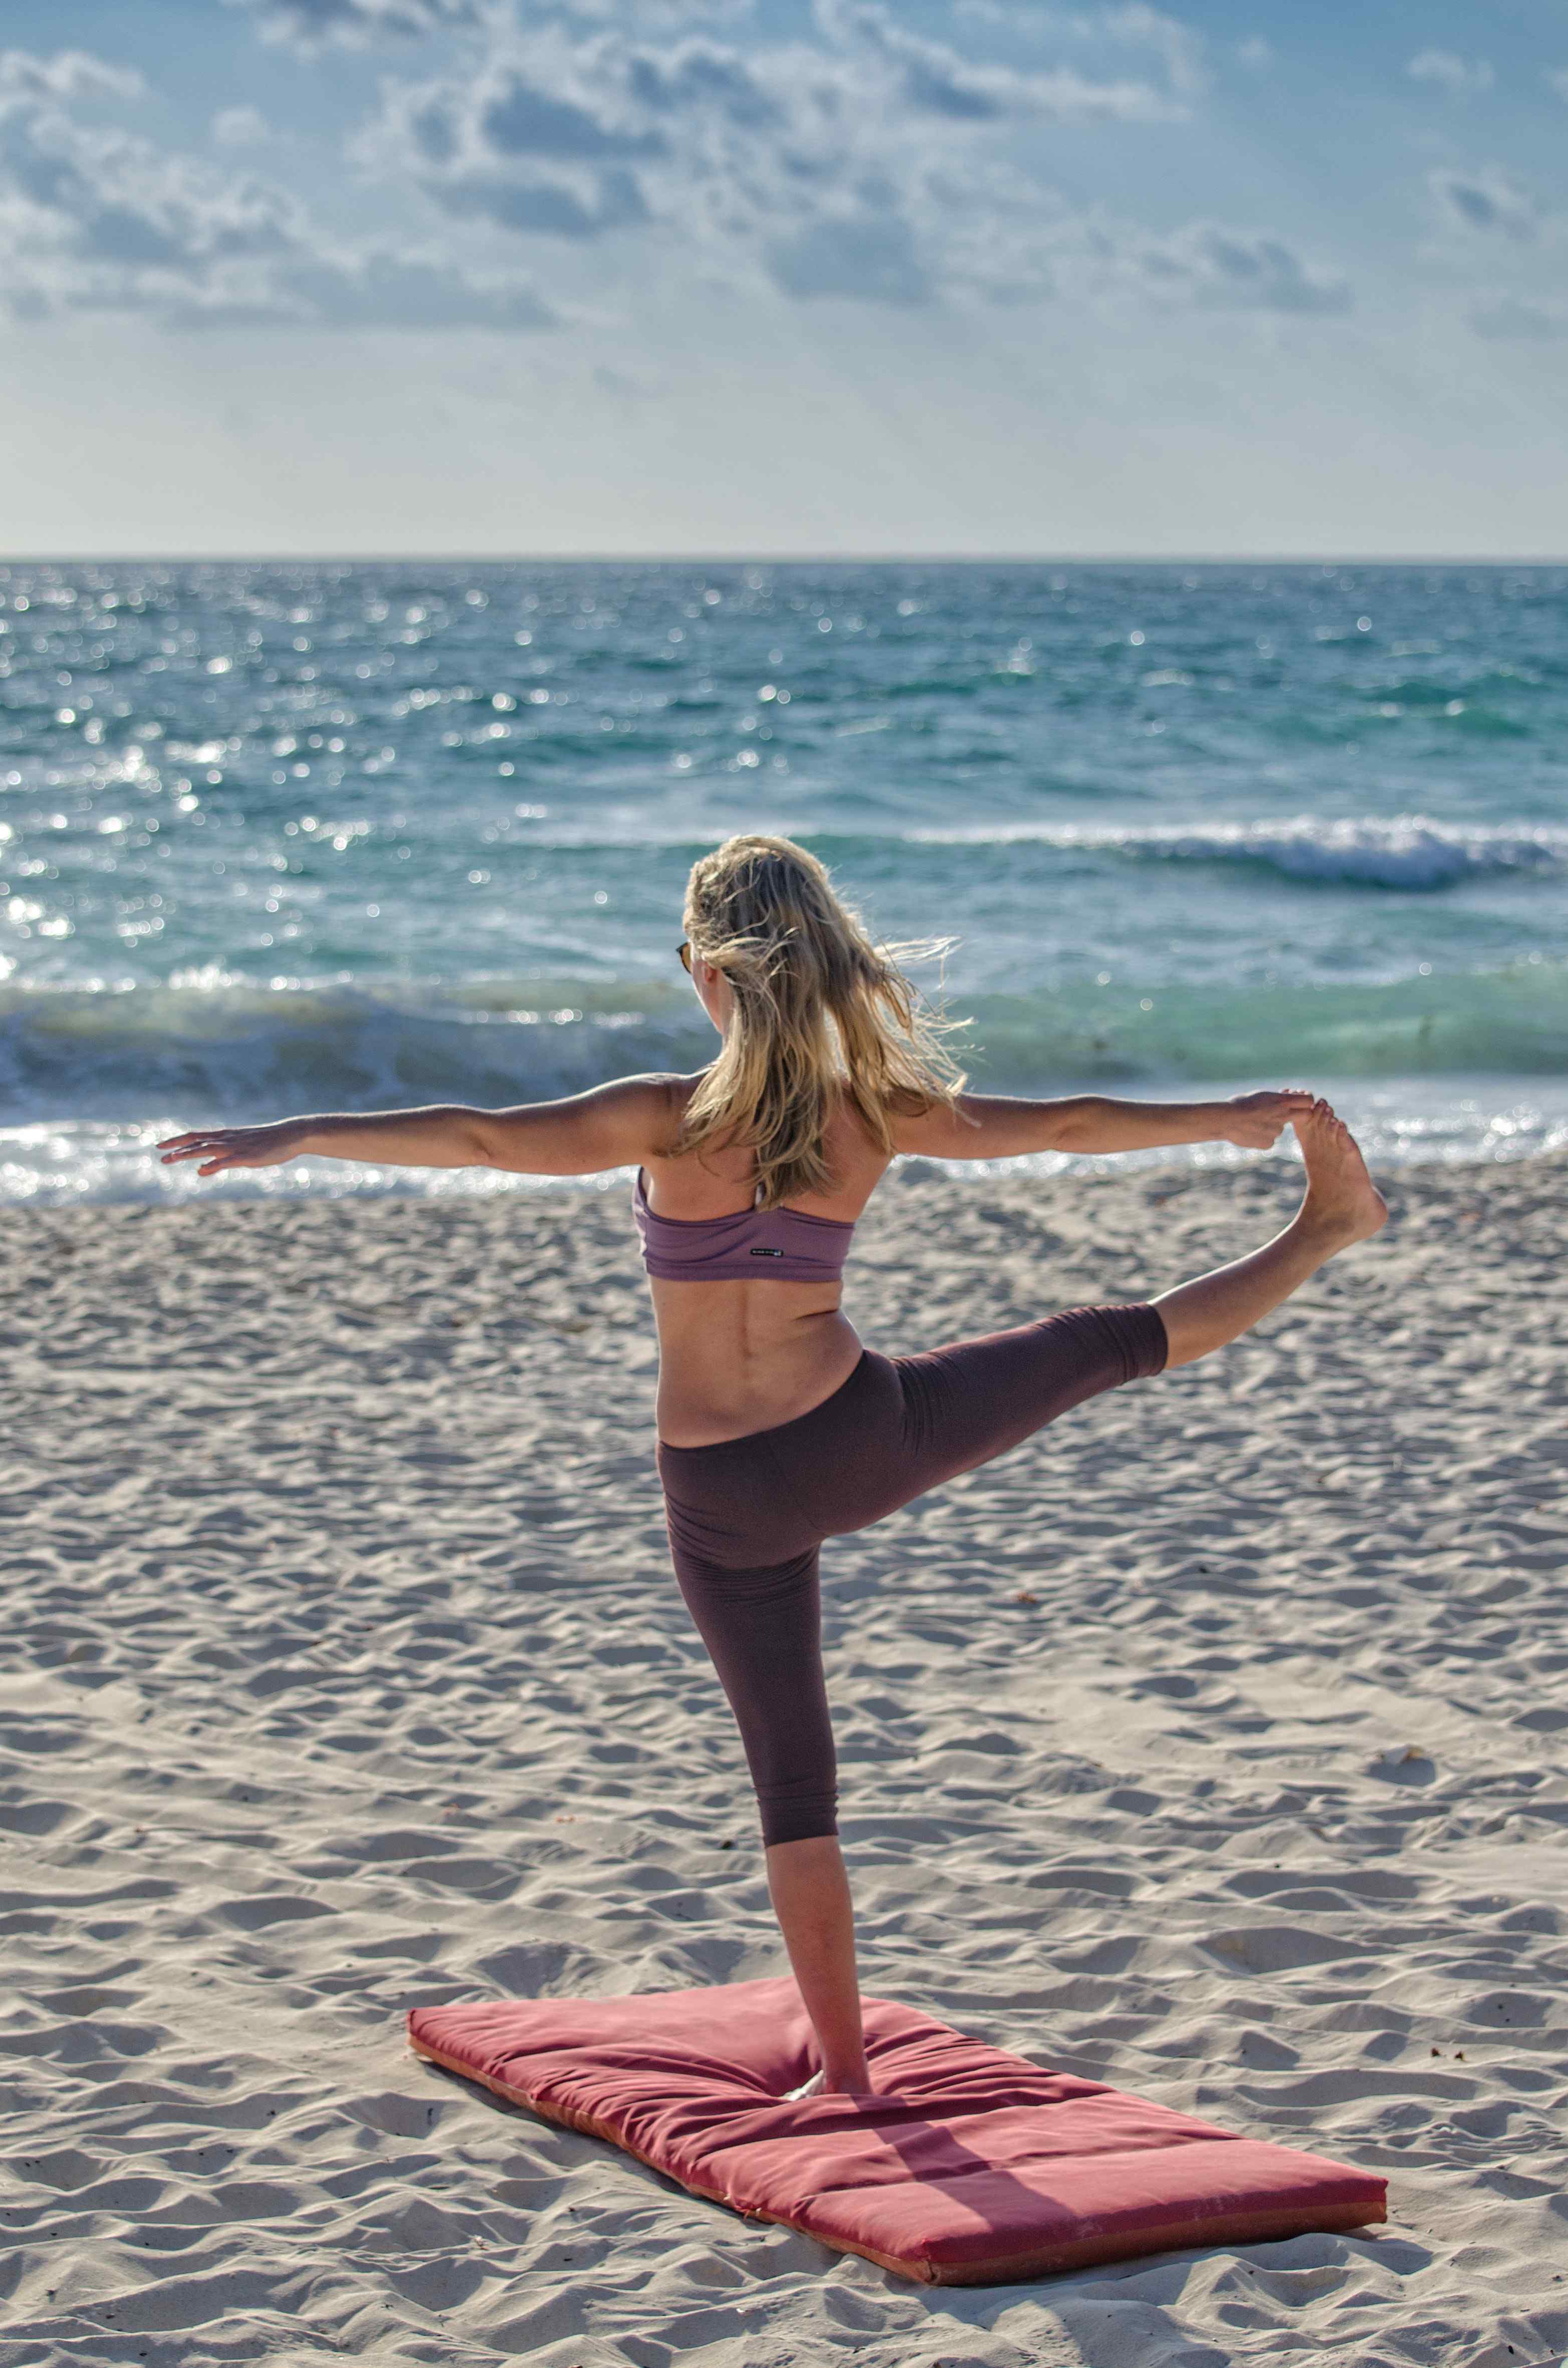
left=676, top=833, right=965, bottom=1207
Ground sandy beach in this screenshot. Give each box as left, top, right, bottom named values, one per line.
left=4, top=1152, right=1566, bottom=2367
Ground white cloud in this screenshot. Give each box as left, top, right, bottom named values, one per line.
left=1, top=19, right=1351, bottom=341
left=945, top=2, right=1206, bottom=102
left=212, top=105, right=271, bottom=147
left=1236, top=37, right=1271, bottom=71
left=1429, top=166, right=1538, bottom=241
left=1098, top=5, right=1206, bottom=99
left=1547, top=68, right=1568, bottom=102
left=357, top=6, right=1206, bottom=313
left=1407, top=50, right=1493, bottom=97
left=0, top=48, right=146, bottom=101
left=227, top=0, right=479, bottom=47
left=0, top=48, right=557, bottom=331
left=818, top=0, right=1179, bottom=124
left=238, top=0, right=752, bottom=32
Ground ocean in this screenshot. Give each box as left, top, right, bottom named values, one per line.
left=3, top=557, right=1565, bottom=1205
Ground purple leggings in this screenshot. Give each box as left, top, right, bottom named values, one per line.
left=657, top=1300, right=1168, bottom=1848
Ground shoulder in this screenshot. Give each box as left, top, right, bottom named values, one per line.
left=647, top=1069, right=712, bottom=1141
left=616, top=1070, right=706, bottom=1156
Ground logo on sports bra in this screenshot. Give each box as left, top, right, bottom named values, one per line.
left=750, top=1246, right=784, bottom=1259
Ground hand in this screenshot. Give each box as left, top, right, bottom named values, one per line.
left=156, top=1119, right=310, bottom=1177
left=1222, top=1089, right=1315, bottom=1149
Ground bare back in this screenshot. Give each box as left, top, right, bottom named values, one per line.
left=643, top=1078, right=892, bottom=1447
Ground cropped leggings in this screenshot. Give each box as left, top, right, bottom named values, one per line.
left=657, top=1300, right=1168, bottom=1848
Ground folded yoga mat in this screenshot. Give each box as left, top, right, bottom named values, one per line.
left=407, top=1977, right=1386, bottom=2286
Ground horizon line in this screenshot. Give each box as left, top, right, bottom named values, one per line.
left=3, top=551, right=1567, bottom=568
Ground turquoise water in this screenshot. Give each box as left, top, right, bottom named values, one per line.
left=3, top=558, right=1566, bottom=1202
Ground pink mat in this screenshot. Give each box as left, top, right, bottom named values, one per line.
left=407, top=1978, right=1386, bottom=2285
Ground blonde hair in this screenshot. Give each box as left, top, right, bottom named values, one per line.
left=675, top=833, right=967, bottom=1209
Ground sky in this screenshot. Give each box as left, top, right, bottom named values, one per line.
left=2, top=0, right=1566, bottom=557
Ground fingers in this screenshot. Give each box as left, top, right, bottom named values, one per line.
left=1236, top=1090, right=1314, bottom=1119
left=159, top=1132, right=245, bottom=1168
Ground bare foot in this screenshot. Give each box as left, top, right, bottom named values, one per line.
left=1294, top=1099, right=1388, bottom=1248
left=782, top=2067, right=875, bottom=2101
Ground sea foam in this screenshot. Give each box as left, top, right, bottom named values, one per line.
left=910, top=816, right=1568, bottom=889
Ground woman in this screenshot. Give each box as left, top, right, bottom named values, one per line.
left=159, top=834, right=1386, bottom=2099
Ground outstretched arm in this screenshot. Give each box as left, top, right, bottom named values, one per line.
left=159, top=1075, right=681, bottom=1180
left=891, top=1087, right=1315, bottom=1161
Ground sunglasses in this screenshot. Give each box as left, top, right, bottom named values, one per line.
left=677, top=940, right=692, bottom=973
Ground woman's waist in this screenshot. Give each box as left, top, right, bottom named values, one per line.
left=653, top=1308, right=866, bottom=1451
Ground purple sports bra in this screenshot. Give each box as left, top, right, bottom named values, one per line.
left=632, top=1167, right=855, bottom=1285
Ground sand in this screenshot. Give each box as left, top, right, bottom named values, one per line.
left=3, top=1152, right=1566, bottom=2368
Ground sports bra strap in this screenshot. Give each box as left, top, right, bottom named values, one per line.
left=632, top=1168, right=855, bottom=1285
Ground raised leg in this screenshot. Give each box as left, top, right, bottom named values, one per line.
left=758, top=1107, right=1381, bottom=2098
left=1152, top=1099, right=1386, bottom=1367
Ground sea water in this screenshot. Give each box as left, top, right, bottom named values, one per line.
left=3, top=558, right=1565, bottom=1205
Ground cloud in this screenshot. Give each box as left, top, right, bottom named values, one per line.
left=1235, top=37, right=1271, bottom=71
left=0, top=46, right=556, bottom=330
left=226, top=0, right=479, bottom=47
left=347, top=8, right=1353, bottom=321
left=211, top=105, right=271, bottom=147
left=0, top=48, right=146, bottom=101
left=1099, top=6, right=1206, bottom=100
left=1133, top=221, right=1351, bottom=314
left=356, top=6, right=1199, bottom=314
left=1469, top=295, right=1568, bottom=340
left=1547, top=68, right=1568, bottom=103
left=361, top=34, right=703, bottom=244
left=1429, top=166, right=1537, bottom=240
left=817, top=1, right=1179, bottom=124
left=167, top=248, right=557, bottom=329
left=236, top=0, right=758, bottom=35
left=0, top=94, right=303, bottom=275
left=951, top=0, right=1206, bottom=95
left=6, top=19, right=1346, bottom=341
left=1407, top=50, right=1493, bottom=97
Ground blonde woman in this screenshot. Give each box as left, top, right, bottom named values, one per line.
left=160, top=834, right=1386, bottom=2100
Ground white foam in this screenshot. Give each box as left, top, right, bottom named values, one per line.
left=909, top=814, right=1568, bottom=888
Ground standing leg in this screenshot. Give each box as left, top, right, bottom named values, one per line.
left=1153, top=1099, right=1386, bottom=1366
left=668, top=1538, right=871, bottom=2093
left=765, top=1837, right=870, bottom=2094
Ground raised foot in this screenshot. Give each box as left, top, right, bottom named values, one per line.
left=1294, top=1099, right=1388, bottom=1248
